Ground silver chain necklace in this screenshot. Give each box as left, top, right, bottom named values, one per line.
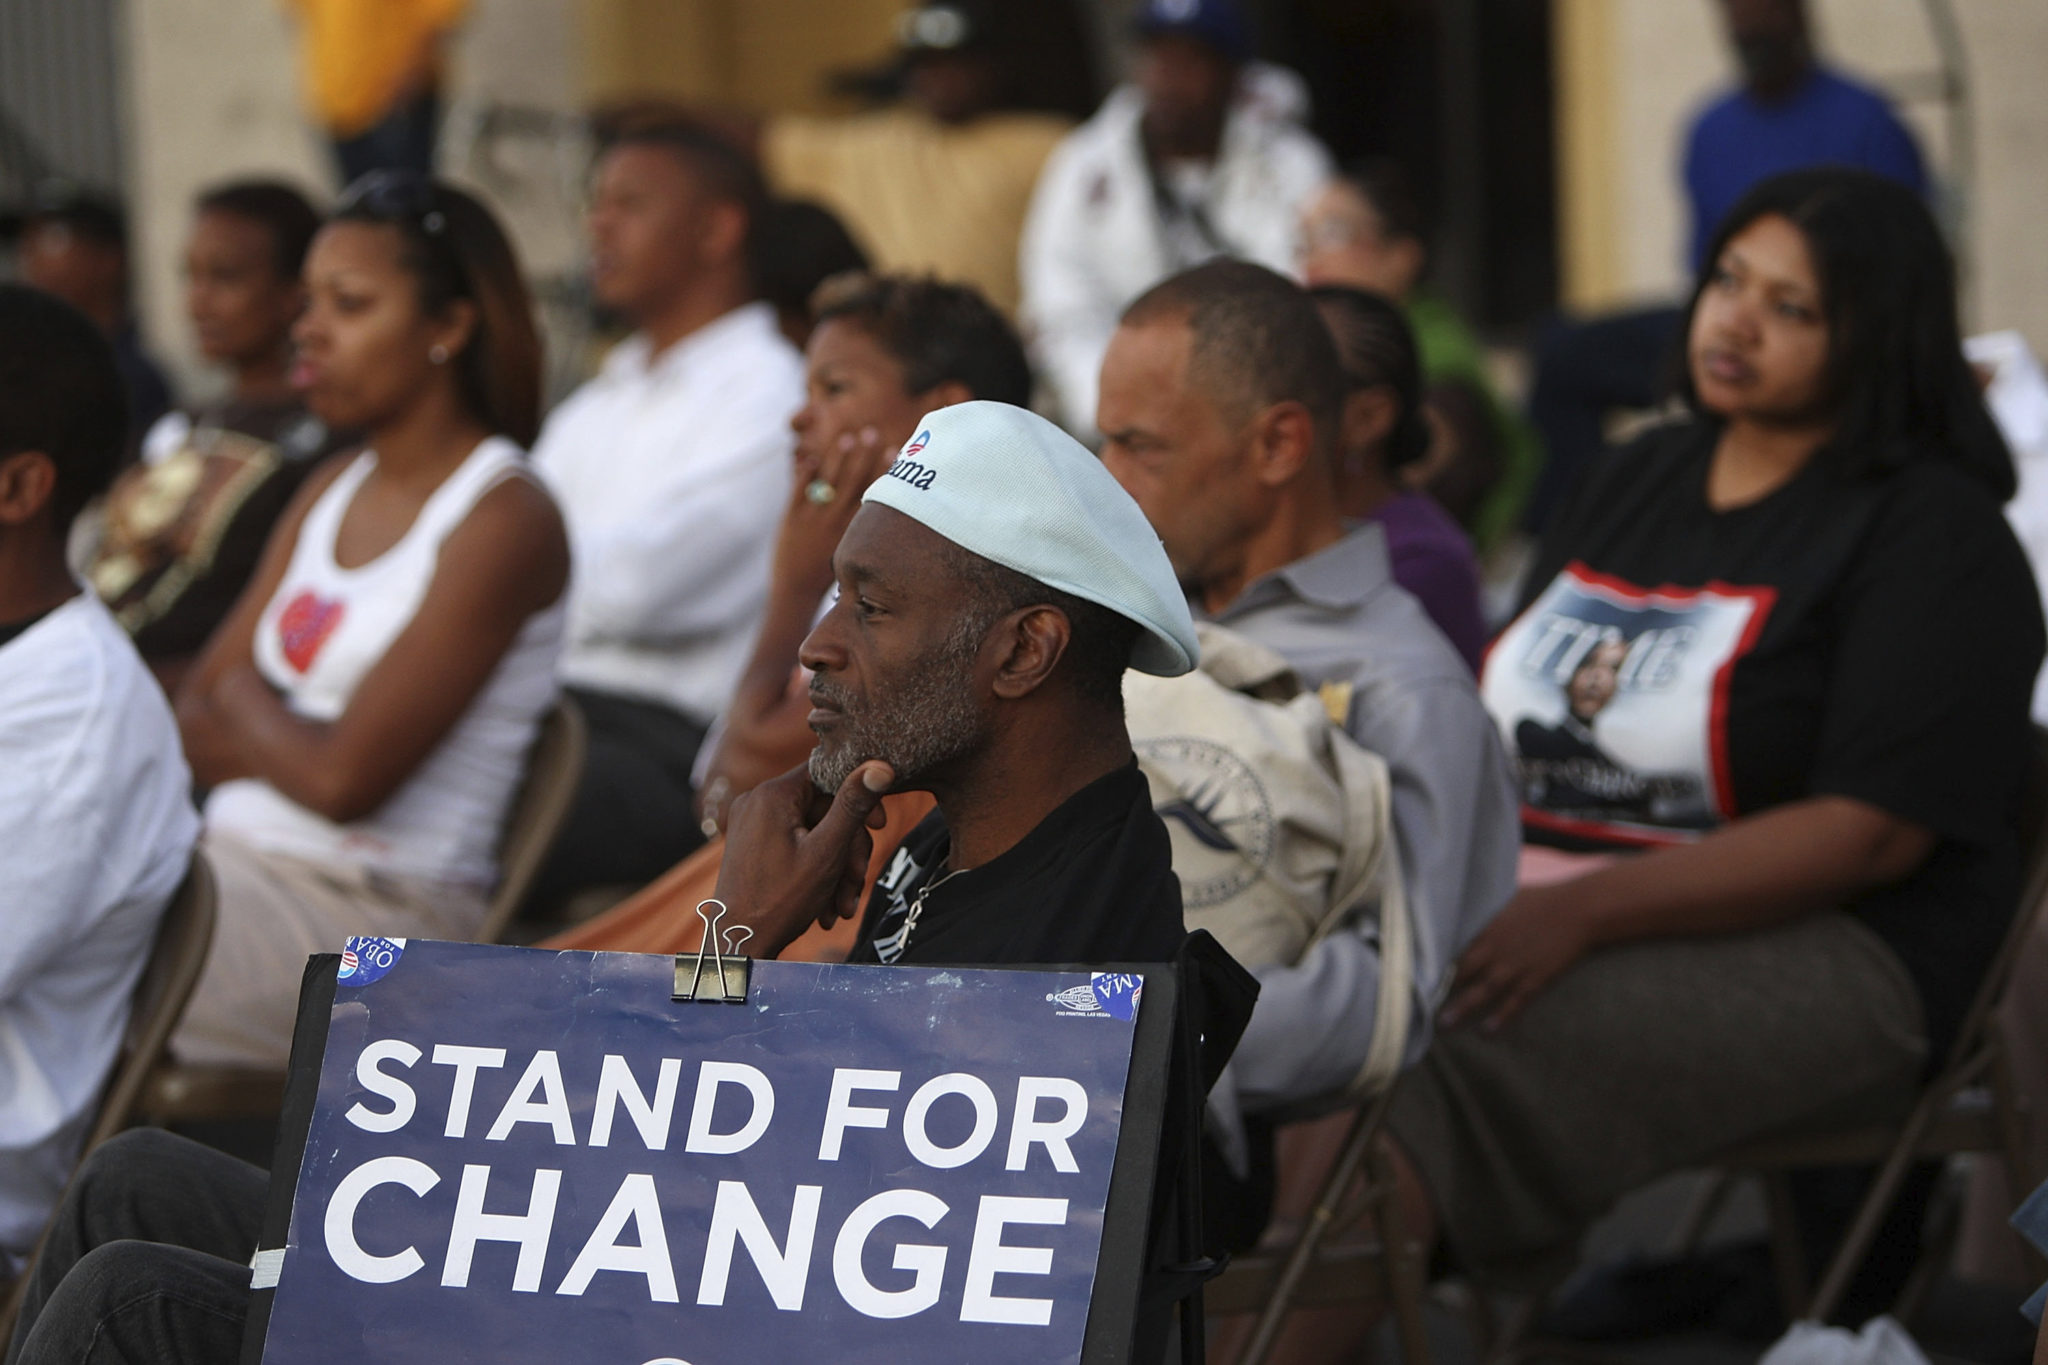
left=891, top=864, right=966, bottom=959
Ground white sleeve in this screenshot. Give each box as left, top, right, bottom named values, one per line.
left=1244, top=127, right=1335, bottom=279
left=1284, top=127, right=1335, bottom=200
left=0, top=791, right=106, bottom=1004
left=0, top=633, right=193, bottom=1004
left=1227, top=675, right=1518, bottom=1113
left=1019, top=137, right=1121, bottom=437
left=140, top=411, right=192, bottom=467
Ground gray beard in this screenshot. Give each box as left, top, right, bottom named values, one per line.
left=807, top=617, right=990, bottom=793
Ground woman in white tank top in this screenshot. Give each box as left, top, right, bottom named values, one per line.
left=172, top=175, right=571, bottom=1068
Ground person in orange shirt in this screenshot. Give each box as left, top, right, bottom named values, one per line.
left=284, top=0, right=468, bottom=183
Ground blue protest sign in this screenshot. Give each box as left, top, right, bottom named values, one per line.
left=253, top=940, right=1152, bottom=1365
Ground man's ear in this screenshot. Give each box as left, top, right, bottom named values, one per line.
left=700, top=200, right=750, bottom=271
left=989, top=605, right=1072, bottom=701
left=1386, top=237, right=1427, bottom=297
left=0, top=450, right=58, bottom=528
left=1246, top=400, right=1318, bottom=488
left=916, top=379, right=975, bottom=413
left=1342, top=386, right=1398, bottom=459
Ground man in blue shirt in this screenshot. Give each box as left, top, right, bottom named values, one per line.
left=1525, top=0, right=1927, bottom=533
left=1683, top=0, right=1925, bottom=271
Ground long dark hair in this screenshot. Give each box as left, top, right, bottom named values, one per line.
left=333, top=172, right=544, bottom=449
left=1309, top=284, right=1431, bottom=470
left=1679, top=167, right=2011, bottom=500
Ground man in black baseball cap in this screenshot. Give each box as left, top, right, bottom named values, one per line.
left=757, top=2, right=1071, bottom=315
left=892, top=1, right=1002, bottom=126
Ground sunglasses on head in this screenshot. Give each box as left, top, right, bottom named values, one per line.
left=335, top=170, right=477, bottom=299
left=336, top=169, right=449, bottom=237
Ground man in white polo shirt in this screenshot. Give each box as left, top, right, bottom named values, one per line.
left=532, top=121, right=806, bottom=905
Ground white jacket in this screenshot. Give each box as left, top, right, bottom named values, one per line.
left=1019, top=64, right=1333, bottom=436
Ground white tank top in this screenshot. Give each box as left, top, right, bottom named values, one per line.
left=205, top=436, right=565, bottom=887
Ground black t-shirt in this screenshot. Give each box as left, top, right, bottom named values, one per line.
left=847, top=761, right=1189, bottom=968
left=0, top=605, right=55, bottom=650
left=1481, top=419, right=2045, bottom=1055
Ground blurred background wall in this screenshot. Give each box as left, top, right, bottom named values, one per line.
left=2, top=0, right=2043, bottom=395
left=1555, top=0, right=2048, bottom=350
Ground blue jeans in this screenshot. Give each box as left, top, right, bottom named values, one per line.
left=7, top=1130, right=265, bottom=1365
left=331, top=90, right=439, bottom=187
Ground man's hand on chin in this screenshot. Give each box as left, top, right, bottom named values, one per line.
left=713, top=759, right=895, bottom=959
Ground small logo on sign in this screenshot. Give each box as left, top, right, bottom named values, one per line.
left=337, top=936, right=406, bottom=987
left=1046, top=974, right=1141, bottom=1021
left=1049, top=983, right=1102, bottom=1012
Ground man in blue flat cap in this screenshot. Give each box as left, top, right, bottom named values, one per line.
left=715, top=399, right=1202, bottom=968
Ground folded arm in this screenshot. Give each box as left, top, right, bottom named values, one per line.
left=1447, top=795, right=1935, bottom=1031
left=180, top=474, right=567, bottom=823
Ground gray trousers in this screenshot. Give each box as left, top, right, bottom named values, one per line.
left=7, top=1129, right=264, bottom=1365
left=1388, top=912, right=1928, bottom=1275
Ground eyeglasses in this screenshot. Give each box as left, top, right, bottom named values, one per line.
left=1299, top=211, right=1379, bottom=255
left=336, top=169, right=449, bottom=237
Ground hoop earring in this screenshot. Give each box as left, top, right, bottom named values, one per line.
left=429, top=343, right=450, bottom=365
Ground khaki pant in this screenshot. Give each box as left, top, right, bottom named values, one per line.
left=172, top=830, right=487, bottom=1069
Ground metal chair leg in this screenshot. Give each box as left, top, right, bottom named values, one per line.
left=1761, top=1170, right=1812, bottom=1320
left=1666, top=1172, right=1737, bottom=1257
left=1477, top=1290, right=1550, bottom=1365
left=1992, top=1042, right=2048, bottom=1283
left=1235, top=1089, right=1400, bottom=1365
left=1369, top=1137, right=1434, bottom=1365
left=1806, top=1088, right=1950, bottom=1324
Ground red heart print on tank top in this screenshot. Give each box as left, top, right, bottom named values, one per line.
left=277, top=590, right=345, bottom=673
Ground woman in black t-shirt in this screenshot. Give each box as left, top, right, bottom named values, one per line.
left=1466, top=168, right=2040, bottom=1056
left=1376, top=169, right=2044, bottom=1274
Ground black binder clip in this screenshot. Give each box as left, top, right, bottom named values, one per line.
left=674, top=900, right=753, bottom=1004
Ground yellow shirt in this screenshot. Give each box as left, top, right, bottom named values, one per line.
left=763, top=107, right=1070, bottom=316
left=285, top=0, right=468, bottom=136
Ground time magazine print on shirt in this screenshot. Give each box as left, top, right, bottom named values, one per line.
left=1483, top=563, right=1775, bottom=845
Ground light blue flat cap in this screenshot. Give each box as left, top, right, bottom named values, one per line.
left=861, top=400, right=1199, bottom=676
